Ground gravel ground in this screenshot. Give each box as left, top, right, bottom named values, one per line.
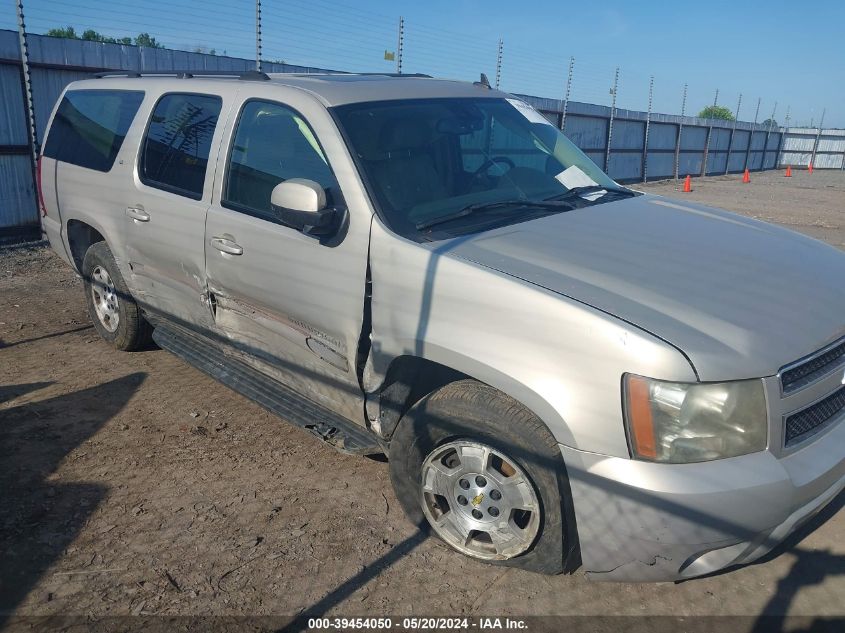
left=1, top=170, right=843, bottom=628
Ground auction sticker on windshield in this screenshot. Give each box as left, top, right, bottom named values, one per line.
left=506, top=98, right=553, bottom=126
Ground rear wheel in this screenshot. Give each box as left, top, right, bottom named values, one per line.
left=389, top=379, right=573, bottom=574
left=82, top=241, right=152, bottom=351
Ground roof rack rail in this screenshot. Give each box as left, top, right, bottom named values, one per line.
left=94, top=70, right=270, bottom=81
left=352, top=72, right=432, bottom=78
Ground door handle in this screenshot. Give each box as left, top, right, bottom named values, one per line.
left=126, top=205, right=150, bottom=222
left=211, top=236, right=244, bottom=256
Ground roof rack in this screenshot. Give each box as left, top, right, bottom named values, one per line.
left=95, top=70, right=270, bottom=81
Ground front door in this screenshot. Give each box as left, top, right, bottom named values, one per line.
left=204, top=96, right=371, bottom=422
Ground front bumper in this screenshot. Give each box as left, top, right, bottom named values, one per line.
left=560, top=413, right=845, bottom=582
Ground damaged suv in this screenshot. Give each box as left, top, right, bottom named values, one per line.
left=39, top=71, right=845, bottom=581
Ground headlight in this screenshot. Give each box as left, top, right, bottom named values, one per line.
left=623, top=374, right=767, bottom=463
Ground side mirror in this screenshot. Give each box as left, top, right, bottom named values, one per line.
left=270, top=179, right=338, bottom=236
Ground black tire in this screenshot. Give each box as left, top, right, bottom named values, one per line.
left=389, top=379, right=577, bottom=574
left=82, top=241, right=152, bottom=351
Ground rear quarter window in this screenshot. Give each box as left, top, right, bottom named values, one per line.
left=42, top=89, right=145, bottom=172
left=140, top=92, right=222, bottom=200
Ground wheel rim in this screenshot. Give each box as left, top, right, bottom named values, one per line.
left=90, top=265, right=120, bottom=333
left=420, top=440, right=541, bottom=560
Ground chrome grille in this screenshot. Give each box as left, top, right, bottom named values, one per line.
left=780, top=338, right=845, bottom=394
left=784, top=386, right=845, bottom=447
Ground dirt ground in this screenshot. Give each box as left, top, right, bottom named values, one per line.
left=1, top=169, right=844, bottom=628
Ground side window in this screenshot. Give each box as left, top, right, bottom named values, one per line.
left=140, top=93, right=222, bottom=199
left=43, top=89, right=144, bottom=172
left=223, top=100, right=337, bottom=217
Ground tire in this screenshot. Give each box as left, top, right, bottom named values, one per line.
left=82, top=241, right=152, bottom=351
left=389, top=379, right=576, bottom=574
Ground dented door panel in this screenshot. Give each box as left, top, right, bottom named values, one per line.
left=203, top=87, right=374, bottom=424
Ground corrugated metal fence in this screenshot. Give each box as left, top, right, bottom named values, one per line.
left=1, top=29, right=843, bottom=236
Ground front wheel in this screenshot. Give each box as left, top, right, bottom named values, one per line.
left=389, top=380, right=574, bottom=574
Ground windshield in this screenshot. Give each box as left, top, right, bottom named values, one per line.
left=332, top=97, right=626, bottom=240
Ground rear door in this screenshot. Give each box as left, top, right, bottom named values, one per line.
left=203, top=93, right=372, bottom=422
left=124, top=90, right=229, bottom=330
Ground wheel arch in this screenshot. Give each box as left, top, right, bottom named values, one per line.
left=374, top=347, right=576, bottom=449
left=66, top=218, right=106, bottom=273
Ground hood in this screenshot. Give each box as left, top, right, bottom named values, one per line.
left=445, top=194, right=845, bottom=380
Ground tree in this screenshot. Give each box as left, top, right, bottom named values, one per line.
left=760, top=118, right=779, bottom=129
left=192, top=45, right=217, bottom=55
left=45, top=26, right=77, bottom=38
left=698, top=105, right=735, bottom=121
left=134, top=33, right=163, bottom=49
left=45, top=26, right=162, bottom=48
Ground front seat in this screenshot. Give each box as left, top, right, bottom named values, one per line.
left=367, top=118, right=449, bottom=211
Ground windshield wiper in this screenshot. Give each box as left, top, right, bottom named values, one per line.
left=545, top=185, right=636, bottom=203
left=416, top=199, right=574, bottom=231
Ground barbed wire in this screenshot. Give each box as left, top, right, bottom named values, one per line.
left=2, top=0, right=804, bottom=124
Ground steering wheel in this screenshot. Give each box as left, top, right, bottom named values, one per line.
left=472, top=156, right=516, bottom=180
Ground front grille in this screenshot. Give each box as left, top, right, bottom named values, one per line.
left=780, top=338, right=845, bottom=394
left=785, top=386, right=845, bottom=447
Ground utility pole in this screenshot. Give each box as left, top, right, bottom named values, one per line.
left=713, top=88, right=719, bottom=107
left=255, top=0, right=262, bottom=72
left=642, top=75, right=653, bottom=183
left=605, top=67, right=619, bottom=173
left=674, top=82, right=687, bottom=179
left=396, top=16, right=404, bottom=74
left=495, top=39, right=503, bottom=89
left=560, top=56, right=574, bottom=133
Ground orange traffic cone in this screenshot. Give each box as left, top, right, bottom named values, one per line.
left=785, top=165, right=792, bottom=177
left=682, top=174, right=692, bottom=192
left=808, top=161, right=814, bottom=174
left=742, top=168, right=750, bottom=183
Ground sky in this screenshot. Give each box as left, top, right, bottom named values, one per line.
left=6, top=0, right=844, bottom=127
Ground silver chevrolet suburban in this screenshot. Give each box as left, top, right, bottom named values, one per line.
left=39, top=71, right=845, bottom=581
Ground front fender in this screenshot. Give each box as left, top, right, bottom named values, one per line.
left=368, top=219, right=697, bottom=458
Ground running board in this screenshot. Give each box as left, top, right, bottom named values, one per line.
left=152, top=325, right=382, bottom=456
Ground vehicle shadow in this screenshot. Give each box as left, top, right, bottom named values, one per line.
left=0, top=373, right=146, bottom=626
left=749, top=492, right=845, bottom=633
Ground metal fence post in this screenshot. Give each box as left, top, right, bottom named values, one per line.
left=702, top=125, right=713, bottom=177
left=495, top=38, right=503, bottom=89
left=674, top=83, right=687, bottom=179
left=14, top=0, right=38, bottom=227
left=605, top=67, right=619, bottom=173
left=560, top=56, right=574, bottom=133
left=725, top=93, right=741, bottom=175
left=255, top=0, right=262, bottom=72
left=810, top=108, right=824, bottom=169
left=396, top=16, right=404, bottom=74
left=763, top=101, right=776, bottom=169
left=642, top=75, right=653, bottom=183
left=745, top=97, right=760, bottom=170
left=777, top=105, right=790, bottom=168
